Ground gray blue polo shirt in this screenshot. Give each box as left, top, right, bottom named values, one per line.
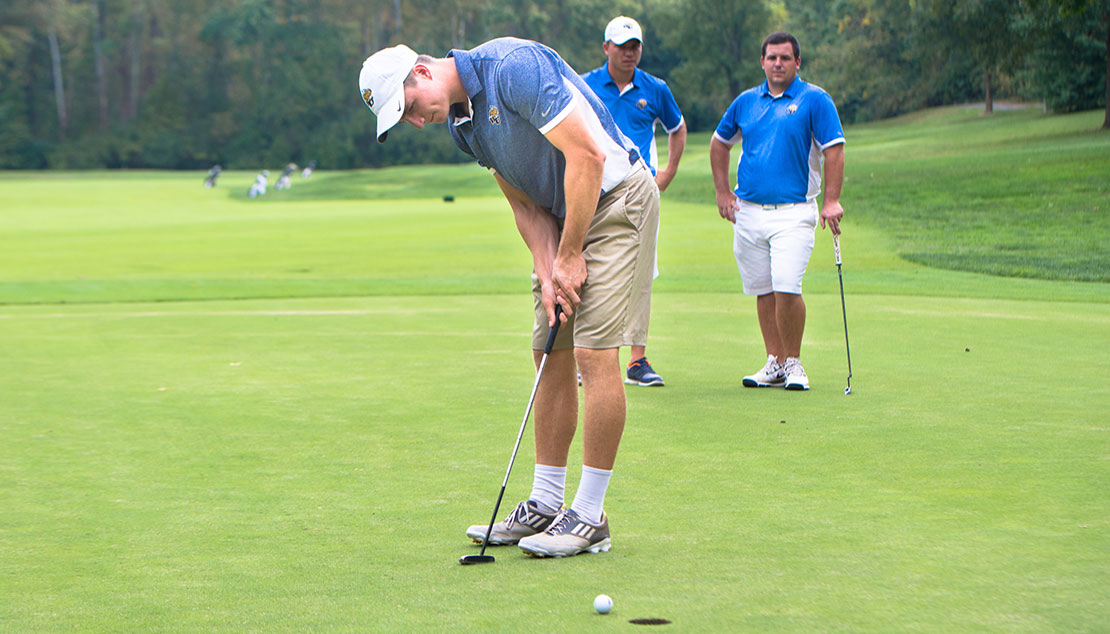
left=713, top=76, right=844, bottom=205
left=447, top=38, right=642, bottom=219
left=581, top=65, right=684, bottom=176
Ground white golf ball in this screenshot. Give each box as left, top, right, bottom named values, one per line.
left=593, top=594, right=613, bottom=614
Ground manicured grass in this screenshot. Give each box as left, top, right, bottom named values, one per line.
left=847, top=108, right=1109, bottom=282
left=1, top=293, right=1107, bottom=631
left=1, top=108, right=1108, bottom=631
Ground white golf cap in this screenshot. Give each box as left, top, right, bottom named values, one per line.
left=604, top=16, right=643, bottom=45
left=358, top=44, right=418, bottom=143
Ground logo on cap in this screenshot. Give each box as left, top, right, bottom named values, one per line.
left=605, top=16, right=643, bottom=45
left=488, top=106, right=501, bottom=125
left=362, top=89, right=374, bottom=109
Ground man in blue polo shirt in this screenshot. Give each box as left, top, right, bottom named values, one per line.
left=358, top=38, right=660, bottom=558
left=709, top=32, right=845, bottom=392
left=582, top=16, right=686, bottom=388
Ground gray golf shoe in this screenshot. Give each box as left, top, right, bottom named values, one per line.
left=517, top=508, right=611, bottom=558
left=465, top=500, right=558, bottom=546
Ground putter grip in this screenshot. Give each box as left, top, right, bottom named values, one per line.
left=543, top=305, right=564, bottom=355
left=833, top=234, right=842, bottom=266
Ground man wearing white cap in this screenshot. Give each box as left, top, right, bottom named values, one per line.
left=358, top=38, right=659, bottom=558
left=582, top=16, right=686, bottom=388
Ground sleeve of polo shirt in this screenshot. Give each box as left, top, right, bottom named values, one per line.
left=811, top=90, right=845, bottom=149
left=498, top=46, right=575, bottom=135
left=712, top=97, right=743, bottom=146
left=658, top=82, right=684, bottom=134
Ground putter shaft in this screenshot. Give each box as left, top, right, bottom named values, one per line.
left=468, top=306, right=564, bottom=563
left=834, top=234, right=853, bottom=392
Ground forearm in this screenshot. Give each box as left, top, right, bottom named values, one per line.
left=518, top=211, right=560, bottom=282
left=822, top=143, right=844, bottom=205
left=497, top=173, right=559, bottom=279
left=655, top=124, right=687, bottom=192
left=556, top=150, right=603, bottom=259
left=819, top=143, right=845, bottom=234
left=539, top=106, right=605, bottom=259
left=710, top=137, right=741, bottom=221
left=662, top=123, right=687, bottom=175
left=709, top=138, right=733, bottom=195
left=541, top=105, right=605, bottom=310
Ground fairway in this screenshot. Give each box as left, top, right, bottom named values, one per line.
left=2, top=109, right=1108, bottom=631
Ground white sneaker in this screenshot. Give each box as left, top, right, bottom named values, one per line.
left=783, top=357, right=810, bottom=391
left=742, top=355, right=785, bottom=388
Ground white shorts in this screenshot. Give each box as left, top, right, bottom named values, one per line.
left=732, top=200, right=818, bottom=295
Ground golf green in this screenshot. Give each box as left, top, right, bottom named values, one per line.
left=1, top=108, right=1107, bottom=631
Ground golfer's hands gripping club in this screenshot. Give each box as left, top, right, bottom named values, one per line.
left=549, top=251, right=586, bottom=324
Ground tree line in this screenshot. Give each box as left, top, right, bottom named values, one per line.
left=0, top=0, right=1106, bottom=170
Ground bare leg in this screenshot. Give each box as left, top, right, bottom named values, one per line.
left=756, top=293, right=784, bottom=360
left=574, top=347, right=625, bottom=470
left=774, top=291, right=806, bottom=358
left=629, top=345, right=646, bottom=362
left=532, top=348, right=578, bottom=468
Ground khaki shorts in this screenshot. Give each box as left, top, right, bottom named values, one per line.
left=532, top=166, right=660, bottom=350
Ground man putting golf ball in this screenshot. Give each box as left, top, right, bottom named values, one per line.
left=358, top=38, right=659, bottom=559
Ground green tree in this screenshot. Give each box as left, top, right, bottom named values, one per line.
left=657, top=0, right=771, bottom=128
left=3, top=0, right=1103, bottom=170
left=1025, top=0, right=1110, bottom=127
left=920, top=0, right=1030, bottom=113
left=793, top=0, right=930, bottom=123
left=0, top=2, right=41, bottom=167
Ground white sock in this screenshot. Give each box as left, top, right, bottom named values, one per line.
left=570, top=465, right=612, bottom=525
left=530, top=464, right=566, bottom=514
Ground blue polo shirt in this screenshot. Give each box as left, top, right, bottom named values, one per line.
left=713, top=76, right=844, bottom=205
left=446, top=38, right=642, bottom=219
left=581, top=65, right=683, bottom=175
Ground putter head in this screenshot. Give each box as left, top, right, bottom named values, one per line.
left=844, top=386, right=852, bottom=395
left=459, top=554, right=495, bottom=565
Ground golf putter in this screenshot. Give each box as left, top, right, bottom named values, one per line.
left=460, top=305, right=564, bottom=565
left=834, top=234, right=853, bottom=395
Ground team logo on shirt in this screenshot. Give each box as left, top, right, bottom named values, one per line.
left=362, top=89, right=374, bottom=109
left=787, top=104, right=798, bottom=114
left=637, top=99, right=647, bottom=110
left=488, top=106, right=502, bottom=125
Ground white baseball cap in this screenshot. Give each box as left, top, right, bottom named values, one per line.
left=604, top=16, right=643, bottom=45
left=358, top=44, right=418, bottom=143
